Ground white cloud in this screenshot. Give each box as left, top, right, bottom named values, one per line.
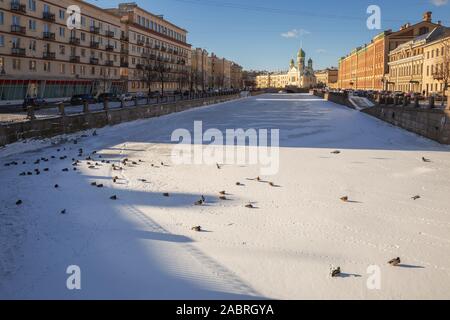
left=281, top=29, right=310, bottom=39
left=430, top=0, right=448, bottom=6
left=316, top=49, right=327, bottom=54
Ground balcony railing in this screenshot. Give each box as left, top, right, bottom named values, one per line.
left=10, top=2, right=26, bottom=13
left=120, top=62, right=129, bottom=68
left=69, top=37, right=80, bottom=45
left=43, top=51, right=56, bottom=59
left=120, top=48, right=129, bottom=55
left=90, top=41, right=99, bottom=49
left=433, top=72, right=445, bottom=81
left=105, top=45, right=115, bottom=52
left=70, top=56, right=80, bottom=63
left=105, top=31, right=115, bottom=38
left=42, top=12, right=55, bottom=22
left=136, top=40, right=145, bottom=46
left=121, top=35, right=129, bottom=42
left=42, top=32, right=55, bottom=40
left=11, top=47, right=26, bottom=56
left=104, top=60, right=114, bottom=67
left=136, top=64, right=144, bottom=69
left=90, top=26, right=100, bottom=34
left=11, top=25, right=26, bottom=35
left=90, top=58, right=99, bottom=65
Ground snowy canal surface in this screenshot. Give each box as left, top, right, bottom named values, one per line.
left=1, top=93, right=450, bottom=299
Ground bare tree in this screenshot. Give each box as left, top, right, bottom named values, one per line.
left=434, top=37, right=450, bottom=106
left=177, top=67, right=190, bottom=93
left=153, top=58, right=170, bottom=97
left=137, top=54, right=157, bottom=98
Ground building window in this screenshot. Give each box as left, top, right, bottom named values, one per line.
left=0, top=35, right=4, bottom=47
left=13, top=59, right=21, bottom=70
left=60, top=27, right=65, bottom=37
left=59, top=10, right=65, bottom=20
left=81, top=33, right=86, bottom=41
left=60, top=63, right=65, bottom=74
left=29, top=20, right=37, bottom=31
left=0, top=11, right=4, bottom=25
left=29, top=40, right=36, bottom=51
left=28, top=0, right=36, bottom=11
left=29, top=60, right=36, bottom=71
left=44, top=61, right=51, bottom=72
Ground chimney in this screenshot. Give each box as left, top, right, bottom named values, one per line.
left=423, top=11, right=432, bottom=22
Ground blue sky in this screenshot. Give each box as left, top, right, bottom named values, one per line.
left=88, top=0, right=450, bottom=71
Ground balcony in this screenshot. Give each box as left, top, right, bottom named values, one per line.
left=43, top=51, right=56, bottom=59
left=136, top=40, right=145, bottom=46
left=10, top=2, right=26, bottom=13
left=161, top=46, right=167, bottom=52
left=42, top=32, right=55, bottom=40
left=105, top=44, right=115, bottom=52
left=154, top=45, right=160, bottom=50
left=90, top=41, right=99, bottom=49
left=90, top=57, right=99, bottom=65
left=69, top=37, right=80, bottom=45
left=120, top=48, right=129, bottom=55
left=11, top=25, right=26, bottom=35
left=70, top=56, right=80, bottom=63
left=90, top=26, right=100, bottom=34
left=11, top=47, right=26, bottom=56
left=120, top=62, right=129, bottom=68
left=42, top=12, right=55, bottom=22
left=105, top=31, right=115, bottom=38
left=120, top=35, right=129, bottom=42
left=104, top=60, right=114, bottom=67
left=433, top=72, right=445, bottom=81
left=136, top=64, right=144, bottom=69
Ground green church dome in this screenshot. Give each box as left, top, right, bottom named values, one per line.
left=298, top=48, right=306, bottom=58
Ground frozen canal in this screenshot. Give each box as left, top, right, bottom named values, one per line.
left=1, top=93, right=450, bottom=299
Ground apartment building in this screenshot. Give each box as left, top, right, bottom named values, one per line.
left=314, top=67, right=338, bottom=88
left=210, top=53, right=231, bottom=89
left=0, top=1, right=191, bottom=102
left=338, top=12, right=440, bottom=91
left=190, top=49, right=242, bottom=91
left=230, top=62, right=243, bottom=89
left=0, top=0, right=125, bottom=101
left=190, top=47, right=209, bottom=91
left=106, top=3, right=191, bottom=95
left=422, top=27, right=450, bottom=96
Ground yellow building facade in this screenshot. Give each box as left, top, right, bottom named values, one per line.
left=0, top=1, right=191, bottom=101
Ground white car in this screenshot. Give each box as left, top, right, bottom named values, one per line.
left=135, top=92, right=147, bottom=99
left=120, top=93, right=133, bottom=101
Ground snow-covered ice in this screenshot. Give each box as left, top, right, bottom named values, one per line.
left=1, top=93, right=450, bottom=299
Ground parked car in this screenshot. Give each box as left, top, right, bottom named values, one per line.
left=119, top=93, right=133, bottom=102
left=70, top=94, right=96, bottom=106
left=22, top=97, right=48, bottom=110
left=96, top=92, right=116, bottom=103
left=135, top=92, right=147, bottom=99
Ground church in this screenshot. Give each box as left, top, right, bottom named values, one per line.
left=256, top=48, right=317, bottom=89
